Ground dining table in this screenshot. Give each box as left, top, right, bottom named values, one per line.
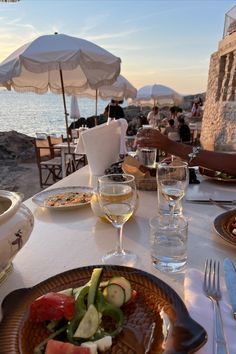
left=54, top=141, right=80, bottom=178
left=0, top=165, right=236, bottom=353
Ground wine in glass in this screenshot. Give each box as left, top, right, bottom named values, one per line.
left=157, top=159, right=189, bottom=223
left=98, top=174, right=137, bottom=266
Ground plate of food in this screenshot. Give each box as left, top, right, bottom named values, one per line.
left=0, top=265, right=207, bottom=354
left=199, top=167, right=236, bottom=183
left=213, top=210, right=236, bottom=246
left=32, top=186, right=93, bottom=210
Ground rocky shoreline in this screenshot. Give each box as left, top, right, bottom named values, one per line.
left=0, top=131, right=41, bottom=200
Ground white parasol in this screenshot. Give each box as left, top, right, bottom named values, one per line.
left=0, top=33, right=121, bottom=148
left=130, top=84, right=182, bottom=107
left=71, top=74, right=136, bottom=118
left=70, top=95, right=80, bottom=119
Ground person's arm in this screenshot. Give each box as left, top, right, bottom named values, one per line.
left=136, top=128, right=236, bottom=175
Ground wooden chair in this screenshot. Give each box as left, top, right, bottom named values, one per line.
left=48, top=135, right=86, bottom=174
left=33, top=137, right=71, bottom=187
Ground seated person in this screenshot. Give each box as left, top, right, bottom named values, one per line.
left=68, top=117, right=86, bottom=137
left=147, top=106, right=160, bottom=128
left=97, top=113, right=107, bottom=125
left=178, top=116, right=191, bottom=143
left=163, top=119, right=180, bottom=142
left=104, top=99, right=125, bottom=119
left=191, top=101, right=202, bottom=118
left=86, top=116, right=96, bottom=128
left=163, top=119, right=177, bottom=135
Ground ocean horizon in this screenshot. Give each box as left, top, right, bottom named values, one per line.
left=0, top=90, right=123, bottom=137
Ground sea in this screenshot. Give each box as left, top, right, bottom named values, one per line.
left=0, top=90, right=119, bottom=137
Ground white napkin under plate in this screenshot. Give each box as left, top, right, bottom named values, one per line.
left=75, top=120, right=126, bottom=176
left=184, top=268, right=236, bottom=354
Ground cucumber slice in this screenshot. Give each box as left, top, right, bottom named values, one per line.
left=87, top=268, right=103, bottom=307
left=73, top=304, right=99, bottom=339
left=103, top=284, right=125, bottom=307
left=108, top=276, right=132, bottom=303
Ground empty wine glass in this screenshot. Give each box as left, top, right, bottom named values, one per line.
left=98, top=174, right=137, bottom=266
left=157, top=159, right=189, bottom=224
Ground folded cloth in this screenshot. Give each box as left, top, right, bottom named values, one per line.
left=184, top=269, right=235, bottom=354
left=118, top=118, right=128, bottom=156
left=75, top=121, right=123, bottom=176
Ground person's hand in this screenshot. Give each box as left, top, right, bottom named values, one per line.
left=136, top=128, right=169, bottom=149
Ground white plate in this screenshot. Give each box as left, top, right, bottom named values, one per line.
left=32, top=186, right=93, bottom=210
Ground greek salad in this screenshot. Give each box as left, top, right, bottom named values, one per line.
left=28, top=268, right=137, bottom=354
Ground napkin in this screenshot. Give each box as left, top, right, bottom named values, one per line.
left=184, top=269, right=236, bottom=354
left=75, top=120, right=125, bottom=176
left=118, top=118, right=128, bottom=156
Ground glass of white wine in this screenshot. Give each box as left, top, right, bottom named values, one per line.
left=98, top=173, right=137, bottom=266
left=157, top=159, right=189, bottom=224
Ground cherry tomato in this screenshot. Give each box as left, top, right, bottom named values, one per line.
left=30, top=292, right=75, bottom=322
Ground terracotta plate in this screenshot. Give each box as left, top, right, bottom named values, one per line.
left=0, top=265, right=207, bottom=354
left=213, top=210, right=236, bottom=246
left=199, top=167, right=236, bottom=183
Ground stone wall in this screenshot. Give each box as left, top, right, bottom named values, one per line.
left=201, top=32, right=236, bottom=151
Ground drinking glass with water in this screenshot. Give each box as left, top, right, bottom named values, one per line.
left=149, top=214, right=188, bottom=273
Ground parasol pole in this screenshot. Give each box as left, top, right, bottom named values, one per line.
left=95, top=89, right=98, bottom=126
left=59, top=67, right=71, bottom=153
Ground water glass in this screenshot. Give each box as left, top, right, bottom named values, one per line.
left=137, top=147, right=157, bottom=168
left=149, top=215, right=188, bottom=272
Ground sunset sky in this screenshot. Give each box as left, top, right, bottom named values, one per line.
left=0, top=0, right=235, bottom=95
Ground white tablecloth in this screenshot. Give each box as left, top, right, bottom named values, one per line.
left=1, top=166, right=236, bottom=353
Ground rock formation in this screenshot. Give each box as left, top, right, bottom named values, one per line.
left=0, top=130, right=35, bottom=161
left=201, top=27, right=236, bottom=151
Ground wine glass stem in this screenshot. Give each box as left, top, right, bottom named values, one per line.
left=116, top=225, right=124, bottom=254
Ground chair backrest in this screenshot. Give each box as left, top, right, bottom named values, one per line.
left=33, top=138, right=52, bottom=169
left=48, top=135, right=63, bottom=145
left=34, top=138, right=51, bottom=158
left=47, top=135, right=64, bottom=158
left=35, top=132, right=47, bottom=140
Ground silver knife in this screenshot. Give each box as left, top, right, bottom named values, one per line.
left=223, top=258, right=236, bottom=319
left=186, top=199, right=235, bottom=205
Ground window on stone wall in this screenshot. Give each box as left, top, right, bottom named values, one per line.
left=224, top=5, right=236, bottom=38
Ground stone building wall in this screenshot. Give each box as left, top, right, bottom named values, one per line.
left=201, top=32, right=236, bottom=151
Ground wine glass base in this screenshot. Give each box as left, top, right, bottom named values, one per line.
left=102, top=250, right=138, bottom=267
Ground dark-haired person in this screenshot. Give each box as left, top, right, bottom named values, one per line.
left=163, top=119, right=177, bottom=135
left=136, top=128, right=236, bottom=176
left=104, top=99, right=125, bottom=120
left=178, top=116, right=191, bottom=143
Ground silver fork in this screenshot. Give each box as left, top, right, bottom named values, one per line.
left=203, top=259, right=229, bottom=354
